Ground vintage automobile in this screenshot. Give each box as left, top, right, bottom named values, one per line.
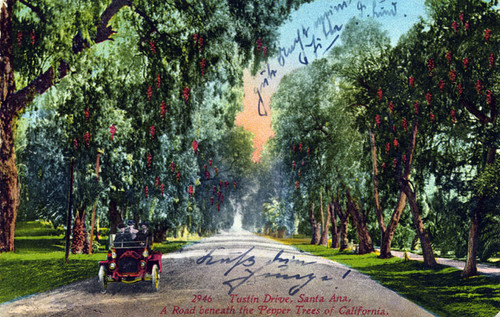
left=97, top=233, right=162, bottom=293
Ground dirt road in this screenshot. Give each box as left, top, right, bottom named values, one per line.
left=0, top=231, right=434, bottom=316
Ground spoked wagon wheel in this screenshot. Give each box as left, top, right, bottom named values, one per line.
left=151, top=264, right=160, bottom=292
left=98, top=265, right=108, bottom=294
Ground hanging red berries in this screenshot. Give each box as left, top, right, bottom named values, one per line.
left=209, top=158, right=213, bottom=167
left=393, top=158, right=398, bottom=168
left=438, top=80, right=445, bottom=92
left=145, top=186, right=149, bottom=198
left=198, top=36, right=204, bottom=51
left=302, top=160, right=305, bottom=166
left=170, top=161, right=176, bottom=173
left=445, top=52, right=452, bottom=64
left=385, top=143, right=390, bottom=154
left=459, top=12, right=464, bottom=22
left=30, top=30, right=35, bottom=45
left=200, top=59, right=207, bottom=76
left=475, top=80, right=482, bottom=95
left=486, top=91, right=493, bottom=105
left=225, top=181, right=229, bottom=188
left=160, top=101, right=167, bottom=118
left=147, top=153, right=152, bottom=168
left=295, top=181, right=299, bottom=189
left=147, top=86, right=153, bottom=101
left=393, top=138, right=399, bottom=148
left=17, top=31, right=22, bottom=46
left=74, top=138, right=78, bottom=150
left=484, top=29, right=491, bottom=43
left=463, top=58, right=469, bottom=71
left=176, top=171, right=181, bottom=182
left=299, top=143, right=303, bottom=151
left=85, top=108, right=90, bottom=122
left=452, top=21, right=458, bottom=34
left=464, top=22, right=470, bottom=31
left=450, top=109, right=456, bottom=124
left=110, top=124, right=117, bottom=141
left=192, top=140, right=199, bottom=154
left=388, top=101, right=394, bottom=116
left=414, top=102, right=420, bottom=114
left=449, top=69, right=456, bottom=83
left=156, top=74, right=161, bottom=88
left=183, top=87, right=190, bottom=103
left=429, top=113, right=435, bottom=122
left=426, top=92, right=432, bottom=105
left=427, top=58, right=435, bottom=76
left=233, top=181, right=237, bottom=189
left=377, top=89, right=383, bottom=101
left=160, top=183, right=165, bottom=196
left=292, top=144, right=296, bottom=152
left=489, top=54, right=495, bottom=69
left=214, top=167, right=218, bottom=175
left=457, top=83, right=463, bottom=95
left=402, top=118, right=408, bottom=132
left=408, top=76, right=415, bottom=88
left=156, top=177, right=160, bottom=187
left=262, top=46, right=268, bottom=57
left=382, top=162, right=386, bottom=170
left=307, top=147, right=311, bottom=155
left=403, top=154, right=407, bottom=164
left=216, top=202, right=220, bottom=212
left=292, top=161, right=296, bottom=170
left=150, top=125, right=156, bottom=138
left=205, top=171, right=210, bottom=180
left=256, top=38, right=263, bottom=51
left=150, top=40, right=156, bottom=54
left=83, top=132, right=91, bottom=147
left=188, top=186, right=194, bottom=197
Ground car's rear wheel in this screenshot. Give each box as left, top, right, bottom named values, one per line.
left=151, top=264, right=160, bottom=292
left=98, top=265, right=108, bottom=294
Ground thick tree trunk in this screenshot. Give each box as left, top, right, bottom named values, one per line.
left=108, top=199, right=122, bottom=234
left=463, top=147, right=495, bottom=277
left=402, top=183, right=437, bottom=267
left=318, top=200, right=331, bottom=246
left=379, top=192, right=407, bottom=258
left=333, top=194, right=349, bottom=251
left=0, top=1, right=18, bottom=253
left=329, top=202, right=339, bottom=248
left=72, top=210, right=89, bottom=254
left=346, top=189, right=374, bottom=254
left=309, top=202, right=320, bottom=245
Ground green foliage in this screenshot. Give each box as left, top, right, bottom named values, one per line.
left=288, top=239, right=500, bottom=317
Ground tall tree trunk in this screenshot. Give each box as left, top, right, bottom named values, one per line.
left=402, top=183, right=437, bottom=267
left=333, top=194, right=349, bottom=251
left=463, top=147, right=496, bottom=277
left=309, top=202, right=320, bottom=245
left=0, top=0, right=18, bottom=253
left=318, top=199, right=331, bottom=246
left=329, top=202, right=339, bottom=248
left=379, top=192, right=407, bottom=258
left=346, top=189, right=374, bottom=254
left=108, top=199, right=122, bottom=234
left=370, top=130, right=386, bottom=242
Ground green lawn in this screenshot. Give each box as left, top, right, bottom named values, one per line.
left=276, top=237, right=500, bottom=317
left=0, top=221, right=196, bottom=304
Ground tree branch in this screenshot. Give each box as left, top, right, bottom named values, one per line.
left=5, top=0, right=132, bottom=115
left=461, top=98, right=491, bottom=125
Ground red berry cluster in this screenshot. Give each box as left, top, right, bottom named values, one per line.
left=160, top=101, right=167, bottom=118
left=147, top=86, right=153, bottom=101
left=109, top=124, right=117, bottom=141
left=183, top=87, right=190, bottom=103
left=192, top=140, right=199, bottom=154
left=150, top=125, right=156, bottom=138
left=83, top=132, right=91, bottom=146
left=200, top=59, right=207, bottom=76
left=150, top=40, right=156, bottom=54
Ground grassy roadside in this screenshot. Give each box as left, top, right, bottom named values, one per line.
left=272, top=236, right=500, bottom=317
left=0, top=221, right=197, bottom=304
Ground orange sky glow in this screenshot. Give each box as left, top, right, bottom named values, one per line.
left=235, top=69, right=282, bottom=162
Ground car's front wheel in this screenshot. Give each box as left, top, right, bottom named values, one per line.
left=151, top=264, right=160, bottom=292
left=98, top=265, right=108, bottom=294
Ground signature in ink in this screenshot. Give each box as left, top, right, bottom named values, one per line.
left=196, top=247, right=350, bottom=296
